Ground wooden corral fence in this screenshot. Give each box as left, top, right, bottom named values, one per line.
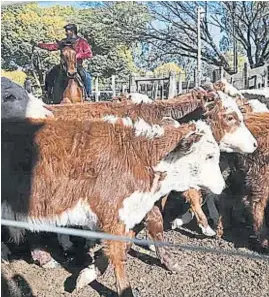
left=91, top=72, right=196, bottom=101
left=213, top=63, right=269, bottom=90
left=129, top=72, right=195, bottom=100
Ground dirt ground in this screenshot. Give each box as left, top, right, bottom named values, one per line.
left=2, top=196, right=269, bottom=297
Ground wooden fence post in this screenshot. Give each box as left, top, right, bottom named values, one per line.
left=243, top=62, right=248, bottom=89
left=267, top=65, right=269, bottom=87
left=95, top=76, right=99, bottom=102
left=178, top=72, right=182, bottom=94
left=168, top=72, right=177, bottom=99
left=111, top=75, right=116, bottom=97
left=152, top=81, right=158, bottom=100
left=129, top=73, right=137, bottom=93
left=220, top=66, right=224, bottom=79
left=160, top=74, right=164, bottom=99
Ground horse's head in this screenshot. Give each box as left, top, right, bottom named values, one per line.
left=58, top=40, right=77, bottom=78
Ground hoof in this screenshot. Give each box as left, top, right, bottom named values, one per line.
left=76, top=264, right=99, bottom=291
left=31, top=249, right=59, bottom=268
left=260, top=238, right=269, bottom=250
left=42, top=258, right=60, bottom=269
left=165, top=261, right=181, bottom=273
left=1, top=243, right=11, bottom=263
left=148, top=244, right=156, bottom=252
left=171, top=210, right=194, bottom=229
left=171, top=218, right=183, bottom=230
left=199, top=224, right=216, bottom=237
left=57, top=234, right=74, bottom=252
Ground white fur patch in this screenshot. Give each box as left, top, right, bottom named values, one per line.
left=217, top=91, right=244, bottom=120
left=239, top=87, right=269, bottom=98
left=219, top=123, right=257, bottom=154
left=128, top=93, right=153, bottom=104
left=134, top=118, right=164, bottom=138
left=1, top=93, right=53, bottom=119
left=248, top=100, right=269, bottom=112
left=154, top=120, right=225, bottom=195
left=119, top=191, right=161, bottom=230
left=103, top=115, right=164, bottom=138
left=171, top=210, right=194, bottom=229
left=102, top=115, right=133, bottom=127
left=26, top=94, right=53, bottom=119
left=2, top=200, right=98, bottom=244
left=102, top=115, right=119, bottom=124
left=218, top=79, right=242, bottom=98
left=216, top=91, right=258, bottom=153
left=119, top=120, right=225, bottom=230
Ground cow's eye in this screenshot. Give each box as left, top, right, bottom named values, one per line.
left=206, top=155, right=213, bottom=160
left=227, top=115, right=234, bottom=121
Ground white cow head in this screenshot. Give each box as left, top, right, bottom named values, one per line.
left=206, top=91, right=257, bottom=154
left=2, top=90, right=53, bottom=120
left=155, top=120, right=225, bottom=195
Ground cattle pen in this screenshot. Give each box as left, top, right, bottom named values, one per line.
left=2, top=76, right=269, bottom=297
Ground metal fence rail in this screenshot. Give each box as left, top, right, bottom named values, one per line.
left=2, top=219, right=269, bottom=262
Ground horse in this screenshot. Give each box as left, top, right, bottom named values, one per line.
left=46, top=40, right=86, bottom=104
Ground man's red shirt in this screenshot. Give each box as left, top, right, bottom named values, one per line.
left=38, top=37, right=92, bottom=64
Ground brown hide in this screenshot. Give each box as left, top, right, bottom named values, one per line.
left=2, top=118, right=195, bottom=230
left=47, top=99, right=203, bottom=124
left=218, top=113, right=269, bottom=248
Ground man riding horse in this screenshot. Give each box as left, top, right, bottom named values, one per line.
left=37, top=24, right=92, bottom=100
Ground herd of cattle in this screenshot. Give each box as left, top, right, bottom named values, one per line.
left=1, top=76, right=269, bottom=297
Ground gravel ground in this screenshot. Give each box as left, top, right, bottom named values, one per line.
left=2, top=193, right=269, bottom=297
left=2, top=220, right=269, bottom=297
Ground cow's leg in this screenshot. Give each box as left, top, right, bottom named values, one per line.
left=172, top=190, right=215, bottom=237
left=251, top=191, right=269, bottom=249
left=146, top=205, right=180, bottom=272
left=27, top=233, right=60, bottom=268
left=206, top=193, right=220, bottom=227
left=171, top=209, right=194, bottom=229
left=216, top=194, right=233, bottom=238
left=77, top=223, right=133, bottom=296
left=1, top=243, right=11, bottom=263
left=104, top=223, right=133, bottom=297
left=57, top=234, right=74, bottom=252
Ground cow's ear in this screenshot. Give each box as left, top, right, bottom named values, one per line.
left=176, top=133, right=202, bottom=154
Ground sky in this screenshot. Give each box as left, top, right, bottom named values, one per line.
left=36, top=1, right=222, bottom=47
left=38, top=1, right=82, bottom=8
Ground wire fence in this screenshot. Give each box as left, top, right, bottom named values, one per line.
left=2, top=219, right=269, bottom=262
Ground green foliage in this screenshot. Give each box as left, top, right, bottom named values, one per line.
left=154, top=62, right=186, bottom=80
left=1, top=3, right=75, bottom=71
left=1, top=69, right=27, bottom=86
left=223, top=51, right=247, bottom=72
left=71, top=2, right=150, bottom=79
left=1, top=1, right=150, bottom=83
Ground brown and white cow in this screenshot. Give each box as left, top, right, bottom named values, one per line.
left=216, top=112, right=269, bottom=250
left=2, top=115, right=224, bottom=296
left=171, top=90, right=259, bottom=236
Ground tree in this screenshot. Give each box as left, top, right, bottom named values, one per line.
left=212, top=2, right=269, bottom=68
left=153, top=62, right=186, bottom=80
left=1, top=2, right=151, bottom=85
left=146, top=2, right=269, bottom=73
left=72, top=1, right=150, bottom=79
left=1, top=3, right=75, bottom=70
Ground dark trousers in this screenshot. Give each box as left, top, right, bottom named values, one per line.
left=77, top=64, right=92, bottom=96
